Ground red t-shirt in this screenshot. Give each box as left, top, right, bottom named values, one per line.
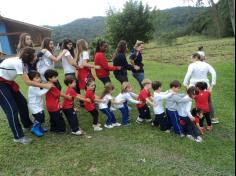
left=62, top=87, right=78, bottom=109
left=46, top=87, right=61, bottom=112
left=85, top=89, right=96, bottom=112
left=136, top=88, right=151, bottom=108
left=94, top=52, right=119, bottom=78
left=194, top=90, right=210, bottom=113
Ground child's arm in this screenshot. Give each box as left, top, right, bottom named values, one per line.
left=196, top=123, right=204, bottom=135
left=146, top=98, right=156, bottom=107
left=60, top=93, right=72, bottom=100
left=75, top=94, right=91, bottom=103
left=129, top=92, right=138, bottom=99
left=94, top=95, right=105, bottom=103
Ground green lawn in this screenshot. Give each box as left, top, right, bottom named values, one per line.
left=0, top=37, right=235, bottom=176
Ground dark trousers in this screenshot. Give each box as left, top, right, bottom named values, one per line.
left=98, top=77, right=111, bottom=85
left=208, top=95, right=215, bottom=119
left=132, top=72, right=144, bottom=89
left=166, top=109, right=183, bottom=135
left=32, top=111, right=45, bottom=123
left=48, top=111, right=66, bottom=132
left=138, top=104, right=151, bottom=120
left=100, top=108, right=117, bottom=125
left=200, top=112, right=212, bottom=127
left=0, top=84, right=32, bottom=139
left=119, top=103, right=129, bottom=125
left=153, top=113, right=171, bottom=131
left=114, top=74, right=128, bottom=84
left=89, top=109, right=99, bottom=125
left=63, top=108, right=79, bottom=132
left=179, top=116, right=200, bottom=137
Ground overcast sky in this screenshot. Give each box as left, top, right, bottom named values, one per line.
left=0, top=0, right=215, bottom=26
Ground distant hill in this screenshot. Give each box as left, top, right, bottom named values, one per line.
left=45, top=6, right=211, bottom=43
left=46, top=16, right=106, bottom=43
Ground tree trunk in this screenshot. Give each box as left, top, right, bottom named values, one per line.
left=227, top=0, right=235, bottom=35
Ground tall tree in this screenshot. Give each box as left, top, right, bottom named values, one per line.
left=106, top=0, right=153, bottom=49
left=227, top=0, right=235, bottom=35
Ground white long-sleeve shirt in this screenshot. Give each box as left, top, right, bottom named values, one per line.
left=153, top=91, right=173, bottom=115
left=177, top=95, right=193, bottom=119
left=28, top=86, right=49, bottom=114
left=166, top=91, right=187, bottom=111
left=183, top=61, right=216, bottom=87
left=114, top=92, right=140, bottom=109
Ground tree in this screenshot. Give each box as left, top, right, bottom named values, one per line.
left=106, top=0, right=154, bottom=49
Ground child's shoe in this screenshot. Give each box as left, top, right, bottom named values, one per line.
left=136, top=116, right=144, bottom=124
left=31, top=123, right=44, bottom=137
left=180, top=133, right=185, bottom=138
left=211, top=118, right=219, bottom=124
left=186, top=135, right=195, bottom=141
left=195, top=136, right=203, bottom=143
left=92, top=123, right=101, bottom=128
left=13, top=136, right=32, bottom=144
left=104, top=124, right=114, bottom=129
left=112, top=122, right=121, bottom=127
left=207, top=125, right=213, bottom=131
left=145, top=119, right=152, bottom=123
left=93, top=125, right=103, bottom=131
left=71, top=130, right=82, bottom=135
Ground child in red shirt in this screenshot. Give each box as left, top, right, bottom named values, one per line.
left=195, top=82, right=212, bottom=130
left=44, top=69, right=71, bottom=133
left=136, top=79, right=155, bottom=123
left=191, top=108, right=205, bottom=135
left=62, top=75, right=90, bottom=135
left=85, top=79, right=103, bottom=131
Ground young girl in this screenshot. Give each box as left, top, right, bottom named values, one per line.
left=99, top=83, right=121, bottom=128
left=28, top=71, right=49, bottom=137
left=84, top=80, right=103, bottom=131
left=75, top=39, right=100, bottom=90
left=37, top=38, right=66, bottom=82
left=177, top=86, right=203, bottom=142
left=191, top=108, right=204, bottom=135
left=114, top=82, right=141, bottom=126
left=62, top=76, right=90, bottom=135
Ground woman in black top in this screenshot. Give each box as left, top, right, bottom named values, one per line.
left=113, top=40, right=139, bottom=84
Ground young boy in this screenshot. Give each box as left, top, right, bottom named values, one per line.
left=28, top=71, right=49, bottom=137
left=195, top=82, right=213, bottom=130
left=44, top=69, right=71, bottom=133
left=191, top=108, right=204, bottom=135
left=152, top=81, right=173, bottom=131
left=62, top=75, right=90, bottom=135
left=177, top=86, right=203, bottom=142
left=166, top=80, right=185, bottom=136
left=136, top=79, right=155, bottom=124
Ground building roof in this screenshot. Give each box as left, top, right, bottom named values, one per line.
left=0, top=15, right=52, bottom=31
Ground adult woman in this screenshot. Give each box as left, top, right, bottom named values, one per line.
left=94, top=40, right=121, bottom=85
left=0, top=47, right=53, bottom=144
left=183, top=52, right=218, bottom=124
left=75, top=39, right=100, bottom=90
left=129, top=40, right=144, bottom=89
left=113, top=40, right=138, bottom=84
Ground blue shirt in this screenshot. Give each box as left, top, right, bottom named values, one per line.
left=130, top=50, right=144, bottom=73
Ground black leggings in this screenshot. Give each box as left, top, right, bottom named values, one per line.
left=200, top=112, right=212, bottom=127
left=89, top=109, right=99, bottom=125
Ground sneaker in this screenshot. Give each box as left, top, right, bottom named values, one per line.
left=71, top=130, right=82, bottom=135
left=31, top=124, right=44, bottom=137
left=39, top=125, right=48, bottom=133
left=186, top=135, right=195, bottom=141
left=180, top=133, right=185, bottom=138
left=13, top=136, right=32, bottom=144
left=211, top=118, right=219, bottom=124
left=136, top=117, right=144, bottom=124
left=92, top=123, right=101, bottom=128
left=110, top=106, right=117, bottom=111
left=207, top=125, right=213, bottom=131
left=104, top=124, right=114, bottom=129
left=112, top=122, right=121, bottom=127
left=195, top=136, right=203, bottom=143
left=123, top=123, right=130, bottom=127
left=164, top=130, right=171, bottom=133
left=94, top=126, right=103, bottom=131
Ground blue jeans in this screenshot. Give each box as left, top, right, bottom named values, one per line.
left=0, top=83, right=32, bottom=139
left=100, top=108, right=117, bottom=125
left=119, top=104, right=129, bottom=125
left=166, top=109, right=183, bottom=135
left=132, top=72, right=144, bottom=89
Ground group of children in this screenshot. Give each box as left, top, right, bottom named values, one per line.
left=28, top=66, right=213, bottom=143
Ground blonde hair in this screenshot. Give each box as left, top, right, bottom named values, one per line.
left=101, top=83, right=114, bottom=99
left=141, top=79, right=152, bottom=86
left=134, top=40, right=144, bottom=50
left=121, top=82, right=131, bottom=93
left=75, top=39, right=88, bottom=64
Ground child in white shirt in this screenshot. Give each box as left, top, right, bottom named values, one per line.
left=152, top=81, right=173, bottom=131
left=99, top=83, right=122, bottom=128
left=114, top=82, right=141, bottom=126
left=28, top=71, right=49, bottom=137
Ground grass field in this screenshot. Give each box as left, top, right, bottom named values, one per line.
left=0, top=37, right=235, bottom=176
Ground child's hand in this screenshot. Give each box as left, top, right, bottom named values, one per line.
left=65, top=95, right=72, bottom=100
left=95, top=65, right=101, bottom=69
left=85, top=98, right=91, bottom=103
left=190, top=117, right=195, bottom=121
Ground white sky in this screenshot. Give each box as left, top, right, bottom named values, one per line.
left=0, top=0, right=216, bottom=26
